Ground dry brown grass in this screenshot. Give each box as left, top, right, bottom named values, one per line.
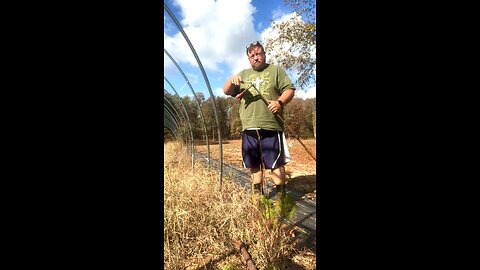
left=164, top=141, right=315, bottom=270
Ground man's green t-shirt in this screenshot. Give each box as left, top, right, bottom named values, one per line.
left=236, top=64, right=295, bottom=131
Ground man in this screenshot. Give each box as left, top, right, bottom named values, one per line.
left=223, top=41, right=295, bottom=198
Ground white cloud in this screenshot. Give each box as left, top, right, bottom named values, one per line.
left=184, top=71, right=199, bottom=85
left=164, top=0, right=316, bottom=99
left=214, top=87, right=226, bottom=97
left=164, top=0, right=259, bottom=75
left=271, top=7, right=286, bottom=20
left=294, top=85, right=316, bottom=99
left=257, top=21, right=263, bottom=30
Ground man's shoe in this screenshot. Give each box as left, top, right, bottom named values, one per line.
left=253, top=183, right=264, bottom=196
left=273, top=184, right=286, bottom=199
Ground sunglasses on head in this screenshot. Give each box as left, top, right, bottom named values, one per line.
left=246, top=41, right=262, bottom=50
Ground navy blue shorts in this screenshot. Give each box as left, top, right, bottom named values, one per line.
left=241, top=129, right=287, bottom=169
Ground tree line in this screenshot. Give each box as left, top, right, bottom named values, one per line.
left=164, top=91, right=316, bottom=142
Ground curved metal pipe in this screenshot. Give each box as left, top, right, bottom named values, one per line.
left=164, top=3, right=224, bottom=189
left=164, top=109, right=188, bottom=147
left=164, top=109, right=180, bottom=133
left=164, top=49, right=211, bottom=167
left=164, top=115, right=179, bottom=140
left=164, top=82, right=195, bottom=147
left=164, top=95, right=192, bottom=155
left=164, top=92, right=193, bottom=150
left=164, top=81, right=196, bottom=167
left=164, top=100, right=181, bottom=128
left=164, top=101, right=187, bottom=147
left=164, top=118, right=178, bottom=134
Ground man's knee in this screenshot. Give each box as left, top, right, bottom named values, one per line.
left=271, top=165, right=286, bottom=184
left=271, top=165, right=285, bottom=175
left=250, top=167, right=262, bottom=184
left=249, top=167, right=261, bottom=174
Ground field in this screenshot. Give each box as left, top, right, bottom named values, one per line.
left=194, top=138, right=317, bottom=199
left=164, top=139, right=317, bottom=269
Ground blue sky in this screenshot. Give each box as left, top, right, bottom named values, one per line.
left=163, top=0, right=316, bottom=100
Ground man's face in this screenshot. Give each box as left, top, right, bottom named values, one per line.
left=247, top=46, right=266, bottom=71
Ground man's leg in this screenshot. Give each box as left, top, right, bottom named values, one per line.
left=250, top=166, right=263, bottom=184
left=271, top=165, right=286, bottom=196
left=259, top=131, right=288, bottom=197
left=250, top=166, right=263, bottom=195
left=270, top=165, right=285, bottom=185
left=242, top=131, right=263, bottom=195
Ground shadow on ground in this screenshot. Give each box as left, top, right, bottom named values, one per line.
left=266, top=174, right=316, bottom=202
left=285, top=174, right=316, bottom=200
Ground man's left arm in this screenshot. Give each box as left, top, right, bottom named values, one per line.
left=267, top=88, right=295, bottom=113
left=277, top=88, right=295, bottom=106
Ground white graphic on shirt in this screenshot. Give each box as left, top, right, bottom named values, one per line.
left=244, top=72, right=271, bottom=99
left=255, top=77, right=262, bottom=92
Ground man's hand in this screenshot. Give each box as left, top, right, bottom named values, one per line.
left=230, top=75, right=244, bottom=86
left=267, top=100, right=282, bottom=113
left=224, top=75, right=244, bottom=96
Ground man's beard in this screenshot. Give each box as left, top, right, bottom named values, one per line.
left=252, top=62, right=266, bottom=71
